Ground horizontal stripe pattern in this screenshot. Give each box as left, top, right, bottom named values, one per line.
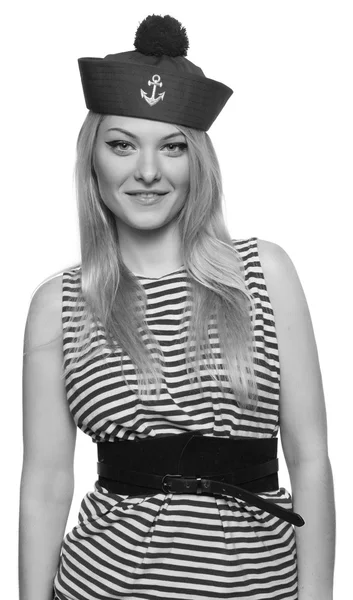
left=54, top=237, right=298, bottom=599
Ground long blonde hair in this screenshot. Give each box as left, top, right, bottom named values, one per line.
left=64, top=111, right=260, bottom=410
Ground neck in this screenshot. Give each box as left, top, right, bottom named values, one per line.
left=117, top=220, right=183, bottom=277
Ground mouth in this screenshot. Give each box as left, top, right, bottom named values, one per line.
left=126, top=192, right=169, bottom=205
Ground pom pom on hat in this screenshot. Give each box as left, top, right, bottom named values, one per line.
left=134, top=14, right=189, bottom=57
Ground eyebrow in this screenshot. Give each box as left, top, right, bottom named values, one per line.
left=105, top=127, right=185, bottom=141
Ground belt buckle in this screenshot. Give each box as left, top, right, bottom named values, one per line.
left=162, top=474, right=207, bottom=494
left=161, top=473, right=182, bottom=493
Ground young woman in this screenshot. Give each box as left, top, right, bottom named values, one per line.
left=19, top=14, right=335, bottom=600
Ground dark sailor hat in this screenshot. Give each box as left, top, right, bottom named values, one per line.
left=77, top=14, right=234, bottom=131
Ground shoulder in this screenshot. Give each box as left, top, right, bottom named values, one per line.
left=257, top=237, right=293, bottom=270
left=256, top=237, right=311, bottom=332
left=233, top=237, right=300, bottom=297
left=256, top=237, right=304, bottom=306
left=25, top=273, right=64, bottom=352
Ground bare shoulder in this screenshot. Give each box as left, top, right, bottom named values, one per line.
left=256, top=237, right=311, bottom=343
left=256, top=237, right=293, bottom=271
left=24, top=273, right=63, bottom=352
left=256, top=237, right=304, bottom=305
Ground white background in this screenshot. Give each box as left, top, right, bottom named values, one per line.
left=3, top=0, right=352, bottom=597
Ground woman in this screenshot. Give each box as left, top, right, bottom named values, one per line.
left=19, top=14, right=335, bottom=600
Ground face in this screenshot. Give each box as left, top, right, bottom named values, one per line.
left=93, top=115, right=190, bottom=233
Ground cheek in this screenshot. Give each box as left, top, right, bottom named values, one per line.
left=168, top=159, right=190, bottom=190
left=94, top=152, right=115, bottom=182
left=94, top=155, right=127, bottom=197
left=93, top=151, right=110, bottom=189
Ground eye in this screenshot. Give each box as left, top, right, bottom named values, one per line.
left=106, top=141, right=134, bottom=154
left=163, top=143, right=188, bottom=154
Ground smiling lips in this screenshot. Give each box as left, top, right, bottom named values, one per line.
left=127, top=191, right=169, bottom=205
left=126, top=191, right=169, bottom=204
left=126, top=191, right=169, bottom=196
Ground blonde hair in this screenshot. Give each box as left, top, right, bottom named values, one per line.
left=59, top=111, right=260, bottom=410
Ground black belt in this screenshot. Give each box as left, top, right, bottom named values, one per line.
left=96, top=431, right=305, bottom=528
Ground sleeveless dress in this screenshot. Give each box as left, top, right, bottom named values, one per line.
left=53, top=237, right=298, bottom=600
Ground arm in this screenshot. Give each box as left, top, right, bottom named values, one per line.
left=258, top=239, right=336, bottom=600
left=19, top=275, right=77, bottom=600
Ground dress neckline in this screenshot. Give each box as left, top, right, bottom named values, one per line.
left=133, top=265, right=186, bottom=280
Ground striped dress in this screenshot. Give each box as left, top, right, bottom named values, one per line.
left=53, top=237, right=298, bottom=600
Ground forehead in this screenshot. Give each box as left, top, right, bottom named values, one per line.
left=99, top=115, right=182, bottom=138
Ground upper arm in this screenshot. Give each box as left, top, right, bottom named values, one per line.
left=22, top=274, right=77, bottom=493
left=257, top=238, right=329, bottom=468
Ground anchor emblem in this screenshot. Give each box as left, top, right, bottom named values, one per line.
left=141, top=74, right=165, bottom=106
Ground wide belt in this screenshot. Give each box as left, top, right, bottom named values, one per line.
left=96, top=431, right=305, bottom=528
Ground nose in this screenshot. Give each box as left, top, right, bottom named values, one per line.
left=134, top=149, right=162, bottom=184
